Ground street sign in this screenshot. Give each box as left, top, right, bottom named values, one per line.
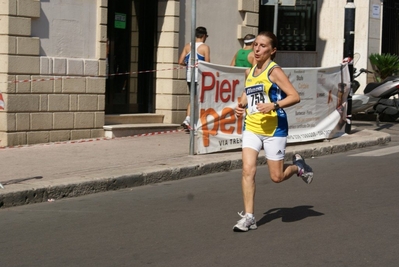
left=114, top=13, right=127, bottom=29
left=261, top=0, right=296, bottom=6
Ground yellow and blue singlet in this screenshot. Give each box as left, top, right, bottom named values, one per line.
left=244, top=61, right=288, bottom=137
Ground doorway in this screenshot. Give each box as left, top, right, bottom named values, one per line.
left=106, top=0, right=158, bottom=114
left=382, top=0, right=399, bottom=56
left=106, top=0, right=131, bottom=114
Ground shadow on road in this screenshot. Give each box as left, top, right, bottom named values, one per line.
left=257, top=205, right=324, bottom=226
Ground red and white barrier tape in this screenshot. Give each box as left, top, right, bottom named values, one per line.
left=1, top=65, right=193, bottom=84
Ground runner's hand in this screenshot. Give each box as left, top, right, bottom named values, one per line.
left=256, top=103, right=274, bottom=114
left=235, top=103, right=245, bottom=118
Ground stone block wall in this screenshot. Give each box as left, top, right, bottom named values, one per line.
left=0, top=0, right=106, bottom=147
left=238, top=0, right=259, bottom=39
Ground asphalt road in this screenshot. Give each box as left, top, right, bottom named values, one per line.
left=1, top=138, right=398, bottom=267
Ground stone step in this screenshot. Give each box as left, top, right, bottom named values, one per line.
left=103, top=123, right=181, bottom=138
left=105, top=114, right=164, bottom=125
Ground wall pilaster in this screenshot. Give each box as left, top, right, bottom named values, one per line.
left=155, top=0, right=182, bottom=124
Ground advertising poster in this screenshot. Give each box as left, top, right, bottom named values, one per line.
left=196, top=62, right=350, bottom=154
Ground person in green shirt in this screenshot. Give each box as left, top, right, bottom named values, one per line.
left=230, top=34, right=256, bottom=68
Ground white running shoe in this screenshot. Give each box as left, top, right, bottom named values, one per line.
left=293, top=153, right=314, bottom=184
left=181, top=119, right=191, bottom=133
left=233, top=212, right=257, bottom=232
left=181, top=119, right=189, bottom=128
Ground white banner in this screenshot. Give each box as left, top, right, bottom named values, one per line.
left=196, top=62, right=350, bottom=154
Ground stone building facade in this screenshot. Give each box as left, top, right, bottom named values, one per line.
left=0, top=0, right=386, bottom=147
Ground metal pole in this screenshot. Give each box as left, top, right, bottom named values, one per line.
left=273, top=0, right=279, bottom=36
left=343, top=0, right=355, bottom=134
left=189, top=0, right=196, bottom=155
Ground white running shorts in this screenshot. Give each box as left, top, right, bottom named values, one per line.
left=242, top=130, right=286, bottom=160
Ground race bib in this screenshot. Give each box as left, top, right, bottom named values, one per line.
left=245, top=84, right=269, bottom=114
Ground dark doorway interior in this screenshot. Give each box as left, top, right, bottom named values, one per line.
left=106, top=0, right=158, bottom=114
left=382, top=0, right=399, bottom=56
left=106, top=0, right=131, bottom=114
left=134, top=0, right=158, bottom=113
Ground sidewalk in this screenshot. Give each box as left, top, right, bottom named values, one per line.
left=0, top=123, right=391, bottom=208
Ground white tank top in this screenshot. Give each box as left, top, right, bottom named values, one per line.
left=184, top=42, right=205, bottom=82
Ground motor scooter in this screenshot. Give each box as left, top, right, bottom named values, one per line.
left=343, top=54, right=376, bottom=114
left=343, top=54, right=399, bottom=124
left=366, top=75, right=399, bottom=122
left=351, top=68, right=378, bottom=115
left=351, top=68, right=399, bottom=123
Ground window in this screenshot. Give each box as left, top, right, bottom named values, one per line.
left=259, top=0, right=317, bottom=51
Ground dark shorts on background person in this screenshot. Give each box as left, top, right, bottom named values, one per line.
left=187, top=82, right=198, bottom=93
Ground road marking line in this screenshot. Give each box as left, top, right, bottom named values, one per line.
left=349, top=145, right=399, bottom=157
